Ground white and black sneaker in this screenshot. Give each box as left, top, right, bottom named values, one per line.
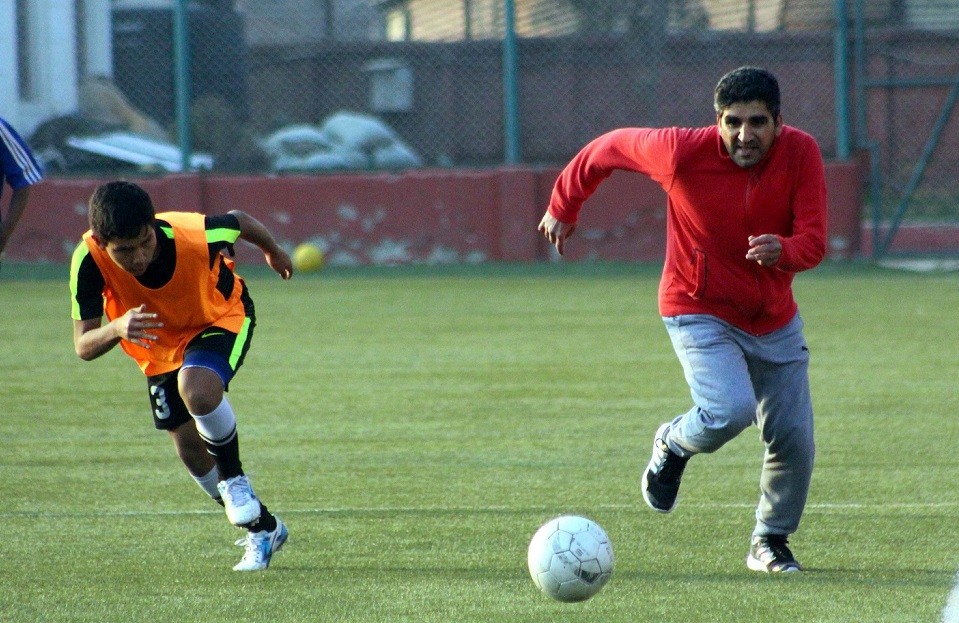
left=217, top=474, right=262, bottom=526
left=746, top=535, right=803, bottom=573
left=641, top=422, right=689, bottom=513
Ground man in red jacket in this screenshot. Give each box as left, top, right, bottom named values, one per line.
left=539, top=67, right=827, bottom=573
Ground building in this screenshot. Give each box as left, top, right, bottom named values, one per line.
left=1, top=0, right=112, bottom=134
left=375, top=0, right=958, bottom=42
left=0, top=0, right=381, bottom=134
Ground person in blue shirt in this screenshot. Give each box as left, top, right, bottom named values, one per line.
left=0, top=116, right=44, bottom=268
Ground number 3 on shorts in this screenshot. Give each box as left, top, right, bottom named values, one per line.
left=150, top=384, right=172, bottom=420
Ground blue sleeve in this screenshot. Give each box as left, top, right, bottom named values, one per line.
left=0, top=118, right=43, bottom=190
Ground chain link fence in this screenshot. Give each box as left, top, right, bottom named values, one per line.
left=20, top=0, right=959, bottom=205
left=852, top=0, right=959, bottom=257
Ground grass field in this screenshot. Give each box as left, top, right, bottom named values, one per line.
left=1, top=261, right=957, bottom=623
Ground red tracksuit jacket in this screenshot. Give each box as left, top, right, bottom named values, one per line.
left=548, top=125, right=827, bottom=335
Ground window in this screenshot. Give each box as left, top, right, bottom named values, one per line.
left=385, top=6, right=411, bottom=41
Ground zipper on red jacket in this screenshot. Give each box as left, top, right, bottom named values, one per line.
left=744, top=169, right=766, bottom=324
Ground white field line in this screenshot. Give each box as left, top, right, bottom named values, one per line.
left=3, top=500, right=958, bottom=518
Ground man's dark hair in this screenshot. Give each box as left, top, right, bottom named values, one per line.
left=88, top=180, right=156, bottom=241
left=714, top=66, right=781, bottom=118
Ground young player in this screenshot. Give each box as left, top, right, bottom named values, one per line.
left=70, top=180, right=293, bottom=570
left=0, top=116, right=44, bottom=272
left=538, top=67, right=827, bottom=572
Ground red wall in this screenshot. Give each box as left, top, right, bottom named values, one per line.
left=8, top=162, right=864, bottom=265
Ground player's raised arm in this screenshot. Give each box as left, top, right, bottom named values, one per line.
left=228, top=210, right=293, bottom=280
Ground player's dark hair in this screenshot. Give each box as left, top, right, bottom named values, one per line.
left=714, top=66, right=781, bottom=118
left=88, top=180, right=156, bottom=241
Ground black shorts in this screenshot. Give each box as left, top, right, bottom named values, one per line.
left=145, top=320, right=255, bottom=431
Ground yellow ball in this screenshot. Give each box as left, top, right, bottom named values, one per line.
left=293, top=242, right=324, bottom=272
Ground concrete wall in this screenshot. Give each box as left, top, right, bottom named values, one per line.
left=7, top=161, right=864, bottom=266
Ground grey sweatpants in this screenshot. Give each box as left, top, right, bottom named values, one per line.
left=662, top=312, right=815, bottom=537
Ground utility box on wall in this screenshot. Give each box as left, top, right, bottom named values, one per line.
left=363, top=58, right=413, bottom=113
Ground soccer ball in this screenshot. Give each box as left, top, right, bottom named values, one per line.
left=527, top=515, right=614, bottom=602
left=292, top=242, right=324, bottom=272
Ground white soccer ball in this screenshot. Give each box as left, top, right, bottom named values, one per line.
left=527, top=515, right=614, bottom=602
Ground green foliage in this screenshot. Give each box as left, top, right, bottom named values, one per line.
left=0, top=262, right=956, bottom=622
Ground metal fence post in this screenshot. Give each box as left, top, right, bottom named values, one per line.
left=833, top=0, right=850, bottom=160
left=173, top=0, right=192, bottom=172
left=502, top=0, right=520, bottom=165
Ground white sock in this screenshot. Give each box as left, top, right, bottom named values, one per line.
left=191, top=465, right=221, bottom=500
left=191, top=396, right=238, bottom=445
